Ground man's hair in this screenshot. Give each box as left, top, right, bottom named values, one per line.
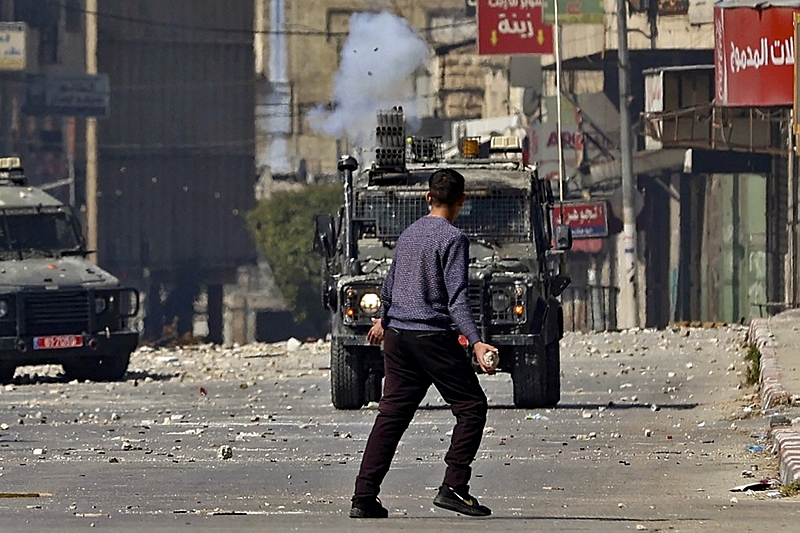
left=428, top=169, right=465, bottom=206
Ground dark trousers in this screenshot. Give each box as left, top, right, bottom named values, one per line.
left=353, top=328, right=488, bottom=500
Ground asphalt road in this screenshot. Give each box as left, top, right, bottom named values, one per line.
left=0, top=326, right=798, bottom=532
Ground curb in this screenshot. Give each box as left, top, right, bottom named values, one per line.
left=772, top=428, right=800, bottom=485
left=749, top=319, right=792, bottom=409
left=748, top=318, right=800, bottom=486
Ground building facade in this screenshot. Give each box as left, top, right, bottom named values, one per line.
left=3, top=0, right=795, bottom=338
left=1, top=0, right=261, bottom=343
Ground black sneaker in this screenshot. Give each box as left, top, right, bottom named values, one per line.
left=349, top=496, right=388, bottom=518
left=433, top=485, right=491, bottom=517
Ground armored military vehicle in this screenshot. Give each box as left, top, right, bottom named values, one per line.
left=0, top=157, right=140, bottom=383
left=315, top=108, right=571, bottom=409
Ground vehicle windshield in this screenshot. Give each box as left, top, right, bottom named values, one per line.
left=355, top=188, right=531, bottom=243
left=0, top=208, right=83, bottom=259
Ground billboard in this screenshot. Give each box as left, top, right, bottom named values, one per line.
left=795, top=12, right=800, bottom=139
left=478, top=0, right=554, bottom=55
left=714, top=5, right=797, bottom=107
left=543, top=0, right=605, bottom=24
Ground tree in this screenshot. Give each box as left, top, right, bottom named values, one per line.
left=247, top=183, right=342, bottom=334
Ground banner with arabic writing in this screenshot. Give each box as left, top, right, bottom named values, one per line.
left=714, top=5, right=797, bottom=107
left=552, top=201, right=608, bottom=239
left=542, top=0, right=605, bottom=25
left=478, top=0, right=554, bottom=55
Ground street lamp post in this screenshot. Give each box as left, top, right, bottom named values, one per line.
left=616, top=0, right=640, bottom=329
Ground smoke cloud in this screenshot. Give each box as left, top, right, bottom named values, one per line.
left=307, top=11, right=431, bottom=146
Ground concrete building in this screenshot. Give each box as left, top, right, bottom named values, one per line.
left=1, top=0, right=264, bottom=344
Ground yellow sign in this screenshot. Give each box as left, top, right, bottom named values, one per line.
left=0, top=22, right=26, bottom=71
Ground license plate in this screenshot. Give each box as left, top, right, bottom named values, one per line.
left=33, top=335, right=84, bottom=350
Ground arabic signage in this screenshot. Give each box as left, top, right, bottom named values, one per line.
left=714, top=5, right=797, bottom=107
left=530, top=93, right=618, bottom=181
left=478, top=0, right=554, bottom=55
left=658, top=0, right=689, bottom=16
left=23, top=73, right=110, bottom=118
left=0, top=22, right=26, bottom=71
left=542, top=0, right=605, bottom=25
left=796, top=12, right=800, bottom=138
left=552, top=201, right=609, bottom=239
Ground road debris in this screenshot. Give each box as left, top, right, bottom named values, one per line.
left=218, top=445, right=233, bottom=460
left=729, top=478, right=781, bottom=492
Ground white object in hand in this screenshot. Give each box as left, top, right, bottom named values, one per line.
left=484, top=350, right=498, bottom=369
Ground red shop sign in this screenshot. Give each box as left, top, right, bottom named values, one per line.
left=478, top=0, right=554, bottom=55
left=552, top=201, right=608, bottom=239
left=714, top=5, right=798, bottom=107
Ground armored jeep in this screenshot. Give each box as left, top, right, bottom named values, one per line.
left=0, top=157, right=139, bottom=383
left=315, top=108, right=571, bottom=409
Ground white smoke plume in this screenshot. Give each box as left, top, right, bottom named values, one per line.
left=307, top=11, right=431, bottom=146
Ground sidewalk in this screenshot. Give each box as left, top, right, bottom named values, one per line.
left=749, top=311, right=800, bottom=486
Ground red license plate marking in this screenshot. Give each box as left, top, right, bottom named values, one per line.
left=33, top=335, right=84, bottom=350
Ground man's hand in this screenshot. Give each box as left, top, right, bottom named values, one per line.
left=473, top=341, right=499, bottom=375
left=366, top=318, right=385, bottom=345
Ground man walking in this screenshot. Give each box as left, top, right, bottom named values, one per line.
left=350, top=168, right=498, bottom=518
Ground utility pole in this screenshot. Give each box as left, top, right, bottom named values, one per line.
left=0, top=0, right=14, bottom=156
left=616, top=0, right=640, bottom=328
left=85, top=0, right=98, bottom=262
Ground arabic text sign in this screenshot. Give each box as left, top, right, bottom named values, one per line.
left=543, top=0, right=605, bottom=25
left=478, top=0, right=554, bottom=55
left=552, top=201, right=608, bottom=238
left=24, top=73, right=110, bottom=118
left=795, top=12, right=800, bottom=136
left=0, top=22, right=26, bottom=71
left=714, top=6, right=797, bottom=106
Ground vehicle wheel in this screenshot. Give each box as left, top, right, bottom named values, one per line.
left=511, top=345, right=547, bottom=408
left=62, top=353, right=130, bottom=382
left=0, top=363, right=16, bottom=384
left=364, top=366, right=383, bottom=404
left=331, top=341, right=365, bottom=409
left=544, top=340, right=561, bottom=407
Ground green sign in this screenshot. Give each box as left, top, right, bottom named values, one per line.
left=542, top=0, right=606, bottom=24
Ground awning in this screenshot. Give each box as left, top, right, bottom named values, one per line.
left=543, top=49, right=714, bottom=72
left=587, top=148, right=773, bottom=185
left=588, top=149, right=685, bottom=185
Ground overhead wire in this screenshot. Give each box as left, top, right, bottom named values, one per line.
left=55, top=0, right=477, bottom=37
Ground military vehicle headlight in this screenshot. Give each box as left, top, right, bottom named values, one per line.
left=359, top=292, right=381, bottom=315
left=94, top=295, right=108, bottom=314
left=0, top=299, right=8, bottom=318
left=491, top=289, right=511, bottom=312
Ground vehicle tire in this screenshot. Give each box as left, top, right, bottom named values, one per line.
left=0, top=362, right=16, bottom=384
left=62, top=353, right=130, bottom=382
left=511, top=345, right=548, bottom=408
left=364, top=366, right=383, bottom=404
left=331, top=341, right=365, bottom=409
left=544, top=340, right=561, bottom=407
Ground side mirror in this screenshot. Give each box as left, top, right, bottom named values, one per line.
left=548, top=274, right=571, bottom=298
left=313, top=213, right=336, bottom=258
left=554, top=224, right=572, bottom=251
